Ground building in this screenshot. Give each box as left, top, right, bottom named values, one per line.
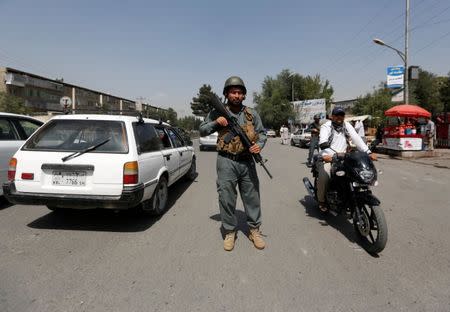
left=330, top=99, right=357, bottom=115
left=0, top=67, right=168, bottom=117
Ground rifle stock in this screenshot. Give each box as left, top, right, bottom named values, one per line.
left=211, top=95, right=273, bottom=179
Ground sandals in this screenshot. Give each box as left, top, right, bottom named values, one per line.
left=318, top=202, right=328, bottom=212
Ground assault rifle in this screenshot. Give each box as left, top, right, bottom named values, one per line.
left=211, top=95, right=273, bottom=179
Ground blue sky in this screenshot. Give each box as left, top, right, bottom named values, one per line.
left=0, top=0, right=449, bottom=116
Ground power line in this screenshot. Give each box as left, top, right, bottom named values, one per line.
left=414, top=29, right=450, bottom=55
left=320, top=0, right=442, bottom=77
left=313, top=0, right=393, bottom=75
left=410, top=3, right=450, bottom=32
left=323, top=5, right=449, bottom=82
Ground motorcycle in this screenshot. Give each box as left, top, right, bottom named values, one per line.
left=303, top=151, right=388, bottom=254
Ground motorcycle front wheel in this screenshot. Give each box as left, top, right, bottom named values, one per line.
left=353, top=204, right=388, bottom=254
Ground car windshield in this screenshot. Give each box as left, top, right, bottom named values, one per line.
left=23, top=119, right=128, bottom=153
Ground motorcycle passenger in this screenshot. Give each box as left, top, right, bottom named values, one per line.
left=307, top=114, right=321, bottom=167
left=317, top=107, right=377, bottom=212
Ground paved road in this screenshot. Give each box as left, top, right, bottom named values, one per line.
left=1, top=138, right=449, bottom=312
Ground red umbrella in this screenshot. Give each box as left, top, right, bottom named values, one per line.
left=385, top=104, right=431, bottom=118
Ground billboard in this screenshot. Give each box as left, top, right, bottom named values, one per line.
left=292, top=98, right=326, bottom=124
left=387, top=65, right=405, bottom=89
left=391, top=90, right=404, bottom=102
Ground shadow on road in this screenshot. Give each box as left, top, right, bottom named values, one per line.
left=27, top=178, right=197, bottom=233
left=0, top=197, right=14, bottom=210
left=300, top=195, right=380, bottom=257
left=300, top=195, right=358, bottom=244
left=210, top=210, right=251, bottom=238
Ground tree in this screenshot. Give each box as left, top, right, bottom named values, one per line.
left=158, top=107, right=178, bottom=125
left=253, top=69, right=334, bottom=129
left=353, top=83, right=394, bottom=123
left=177, top=116, right=202, bottom=131
left=0, top=92, right=31, bottom=115
left=411, top=69, right=443, bottom=115
left=254, top=87, right=295, bottom=130
left=440, top=72, right=450, bottom=115
left=190, top=84, right=219, bottom=117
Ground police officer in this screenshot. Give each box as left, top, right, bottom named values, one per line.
left=307, top=114, right=321, bottom=167
left=199, top=76, right=267, bottom=251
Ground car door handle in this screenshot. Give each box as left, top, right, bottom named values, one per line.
left=179, top=151, right=183, bottom=156
left=164, top=153, right=172, bottom=160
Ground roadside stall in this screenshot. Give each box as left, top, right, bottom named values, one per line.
left=383, top=104, right=431, bottom=151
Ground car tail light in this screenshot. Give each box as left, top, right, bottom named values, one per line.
left=123, top=161, right=138, bottom=185
left=21, top=173, right=34, bottom=180
left=8, top=158, right=17, bottom=181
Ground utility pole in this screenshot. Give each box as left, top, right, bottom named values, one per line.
left=373, top=0, right=410, bottom=104
left=404, top=0, right=410, bottom=104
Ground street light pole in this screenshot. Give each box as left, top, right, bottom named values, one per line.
left=373, top=0, right=410, bottom=104
left=404, top=0, right=410, bottom=104
left=288, top=72, right=295, bottom=102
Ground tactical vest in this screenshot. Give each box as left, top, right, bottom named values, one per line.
left=217, top=107, right=259, bottom=155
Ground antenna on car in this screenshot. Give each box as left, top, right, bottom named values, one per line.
left=137, top=112, right=144, bottom=124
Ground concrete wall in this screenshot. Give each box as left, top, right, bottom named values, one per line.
left=0, top=68, right=7, bottom=93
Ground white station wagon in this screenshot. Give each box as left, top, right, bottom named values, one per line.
left=3, top=114, right=196, bottom=215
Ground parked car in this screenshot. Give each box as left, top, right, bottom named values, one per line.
left=290, top=128, right=311, bottom=147
left=0, top=113, right=43, bottom=197
left=199, top=131, right=218, bottom=151
left=3, top=114, right=196, bottom=215
left=266, top=129, right=276, bottom=137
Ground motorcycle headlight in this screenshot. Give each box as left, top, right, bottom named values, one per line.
left=357, top=169, right=375, bottom=183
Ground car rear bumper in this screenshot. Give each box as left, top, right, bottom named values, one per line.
left=2, top=182, right=144, bottom=209
left=199, top=140, right=217, bottom=146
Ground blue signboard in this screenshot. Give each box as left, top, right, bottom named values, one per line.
left=387, top=65, right=405, bottom=89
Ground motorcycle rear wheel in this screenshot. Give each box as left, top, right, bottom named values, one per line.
left=353, top=204, right=387, bottom=254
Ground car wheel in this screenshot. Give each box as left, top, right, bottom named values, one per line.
left=290, top=139, right=295, bottom=146
left=184, top=157, right=197, bottom=181
left=140, top=176, right=169, bottom=216
left=199, top=145, right=204, bottom=151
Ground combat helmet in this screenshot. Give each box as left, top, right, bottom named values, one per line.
left=223, top=76, right=247, bottom=96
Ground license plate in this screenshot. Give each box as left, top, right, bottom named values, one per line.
left=52, top=171, right=86, bottom=186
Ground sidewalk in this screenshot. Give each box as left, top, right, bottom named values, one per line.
left=378, top=148, right=450, bottom=169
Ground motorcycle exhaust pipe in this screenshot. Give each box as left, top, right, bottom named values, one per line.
left=303, top=177, right=316, bottom=198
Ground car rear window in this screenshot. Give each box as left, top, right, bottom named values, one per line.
left=132, top=122, right=162, bottom=153
left=23, top=119, right=128, bottom=153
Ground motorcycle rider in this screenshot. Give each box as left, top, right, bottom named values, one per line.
left=317, top=107, right=377, bottom=212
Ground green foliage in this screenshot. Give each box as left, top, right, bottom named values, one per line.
left=354, top=69, right=450, bottom=122
left=253, top=69, right=334, bottom=129
left=190, top=84, right=219, bottom=117
left=253, top=88, right=295, bottom=130
left=177, top=115, right=202, bottom=131
left=0, top=92, right=31, bottom=114
left=159, top=107, right=178, bottom=125
left=353, top=83, right=394, bottom=123
left=410, top=69, right=444, bottom=115
left=440, top=72, right=450, bottom=113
